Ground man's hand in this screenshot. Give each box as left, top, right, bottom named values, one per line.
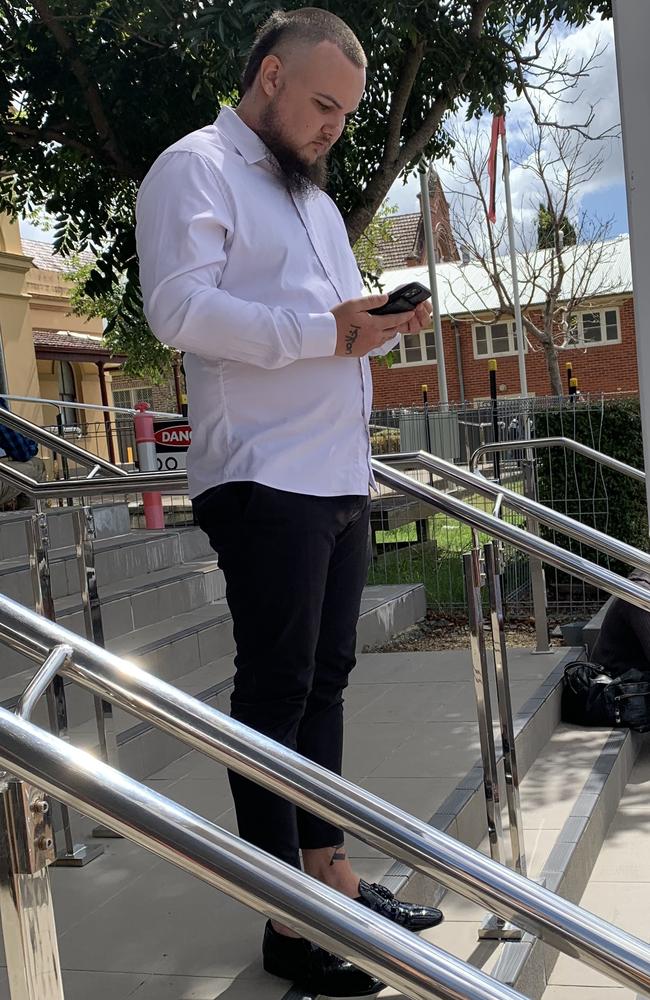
left=332, top=295, right=414, bottom=357
left=332, top=295, right=432, bottom=358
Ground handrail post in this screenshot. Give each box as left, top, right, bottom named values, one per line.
left=464, top=545, right=523, bottom=942
left=484, top=542, right=527, bottom=877
left=72, top=508, right=122, bottom=840
left=522, top=457, right=551, bottom=654
left=24, top=511, right=103, bottom=868
left=462, top=549, right=505, bottom=866
left=0, top=778, right=64, bottom=999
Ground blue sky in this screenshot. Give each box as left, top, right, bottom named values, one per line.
left=386, top=15, right=628, bottom=238
left=20, top=14, right=627, bottom=244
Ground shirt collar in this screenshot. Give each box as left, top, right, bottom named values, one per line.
left=214, top=105, right=269, bottom=165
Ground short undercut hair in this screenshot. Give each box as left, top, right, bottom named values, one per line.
left=241, top=7, right=367, bottom=93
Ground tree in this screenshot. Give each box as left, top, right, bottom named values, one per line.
left=353, top=202, right=399, bottom=285
left=537, top=203, right=577, bottom=250
left=0, top=0, right=611, bottom=375
left=439, top=37, right=620, bottom=395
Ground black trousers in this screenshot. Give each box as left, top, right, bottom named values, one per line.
left=192, top=481, right=371, bottom=869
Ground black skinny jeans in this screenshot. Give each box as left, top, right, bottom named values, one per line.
left=192, top=481, right=370, bottom=869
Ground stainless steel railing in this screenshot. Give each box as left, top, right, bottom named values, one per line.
left=382, top=450, right=650, bottom=575
left=0, top=405, right=128, bottom=479
left=371, top=459, right=650, bottom=613
left=469, top=435, right=646, bottom=652
left=469, top=435, right=645, bottom=482
left=0, top=707, right=526, bottom=1000
left=2, top=593, right=650, bottom=996
left=3, top=421, right=650, bottom=986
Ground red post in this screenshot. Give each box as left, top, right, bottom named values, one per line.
left=134, top=403, right=164, bottom=530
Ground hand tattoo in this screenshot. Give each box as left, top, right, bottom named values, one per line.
left=345, top=325, right=360, bottom=355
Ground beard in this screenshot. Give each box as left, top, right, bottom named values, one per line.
left=257, top=101, right=329, bottom=197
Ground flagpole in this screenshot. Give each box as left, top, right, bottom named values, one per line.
left=419, top=160, right=449, bottom=409
left=500, top=131, right=528, bottom=398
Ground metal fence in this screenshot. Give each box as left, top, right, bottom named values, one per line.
left=6, top=393, right=643, bottom=616
left=368, top=394, right=643, bottom=620
left=33, top=418, right=195, bottom=529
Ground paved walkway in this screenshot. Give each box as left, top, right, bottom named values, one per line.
left=0, top=647, right=567, bottom=1000
left=542, top=738, right=650, bottom=1000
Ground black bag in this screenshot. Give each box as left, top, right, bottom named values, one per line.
left=561, top=660, right=650, bottom=732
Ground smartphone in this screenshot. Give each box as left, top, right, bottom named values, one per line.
left=367, top=281, right=431, bottom=316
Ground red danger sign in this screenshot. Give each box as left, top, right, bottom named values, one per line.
left=153, top=424, right=192, bottom=449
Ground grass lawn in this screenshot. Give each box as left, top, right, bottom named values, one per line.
left=369, top=493, right=527, bottom=609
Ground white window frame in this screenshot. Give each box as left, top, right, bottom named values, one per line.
left=571, top=307, right=622, bottom=348
left=389, top=327, right=438, bottom=368
left=472, top=320, right=527, bottom=360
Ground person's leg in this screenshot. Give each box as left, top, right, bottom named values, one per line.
left=0, top=458, right=44, bottom=510
left=297, top=497, right=370, bottom=897
left=193, top=483, right=343, bottom=870
left=0, top=465, right=19, bottom=508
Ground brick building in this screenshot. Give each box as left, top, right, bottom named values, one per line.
left=378, top=169, right=459, bottom=269
left=370, top=229, right=636, bottom=408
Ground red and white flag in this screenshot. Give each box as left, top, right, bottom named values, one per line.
left=487, top=115, right=506, bottom=224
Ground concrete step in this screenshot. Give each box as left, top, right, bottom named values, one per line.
left=541, top=736, right=650, bottom=1000
left=398, top=697, right=640, bottom=1000
left=6, top=645, right=575, bottom=1000
left=1, top=584, right=426, bottom=781
left=0, top=523, right=214, bottom=606
left=0, top=502, right=131, bottom=560
left=54, top=558, right=226, bottom=640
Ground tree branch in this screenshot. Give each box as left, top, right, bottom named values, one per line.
left=345, top=0, right=496, bottom=243
left=28, top=0, right=137, bottom=176
left=1, top=119, right=141, bottom=178
left=382, top=40, right=425, bottom=164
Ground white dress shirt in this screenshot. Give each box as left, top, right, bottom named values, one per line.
left=136, top=106, right=393, bottom=499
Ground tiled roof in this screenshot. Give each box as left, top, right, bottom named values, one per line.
left=21, top=238, right=94, bottom=273
left=33, top=329, right=124, bottom=359
left=376, top=213, right=422, bottom=270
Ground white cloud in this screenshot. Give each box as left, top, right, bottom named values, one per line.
left=386, top=16, right=625, bottom=230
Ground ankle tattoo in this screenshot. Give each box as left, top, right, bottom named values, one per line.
left=329, top=845, right=346, bottom=866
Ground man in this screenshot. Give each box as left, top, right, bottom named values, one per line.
left=591, top=569, right=650, bottom=677
left=0, top=397, right=44, bottom=510
left=136, top=9, right=441, bottom=995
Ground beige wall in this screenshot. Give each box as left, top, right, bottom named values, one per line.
left=0, top=216, right=119, bottom=464
left=0, top=216, right=44, bottom=425
left=26, top=267, right=103, bottom=336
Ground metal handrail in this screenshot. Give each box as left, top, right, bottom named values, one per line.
left=381, top=450, right=650, bottom=574
left=0, top=406, right=127, bottom=478
left=469, top=435, right=646, bottom=482
left=0, top=707, right=523, bottom=1000
left=2, top=589, right=650, bottom=993
left=370, top=460, right=650, bottom=614
left=0, top=463, right=186, bottom=497
left=4, top=393, right=182, bottom=420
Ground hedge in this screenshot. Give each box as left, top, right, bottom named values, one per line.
left=535, top=397, right=648, bottom=585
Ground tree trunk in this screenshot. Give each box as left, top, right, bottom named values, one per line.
left=542, top=339, right=564, bottom=396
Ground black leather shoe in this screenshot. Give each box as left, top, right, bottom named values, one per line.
left=356, top=880, right=444, bottom=932
left=262, top=921, right=383, bottom=997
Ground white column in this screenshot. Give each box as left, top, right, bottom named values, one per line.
left=612, top=0, right=650, bottom=523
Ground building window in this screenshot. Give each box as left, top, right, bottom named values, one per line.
left=392, top=328, right=437, bottom=367
left=473, top=321, right=525, bottom=359
left=57, top=360, right=79, bottom=430
left=573, top=308, right=621, bottom=346
left=112, top=387, right=155, bottom=410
